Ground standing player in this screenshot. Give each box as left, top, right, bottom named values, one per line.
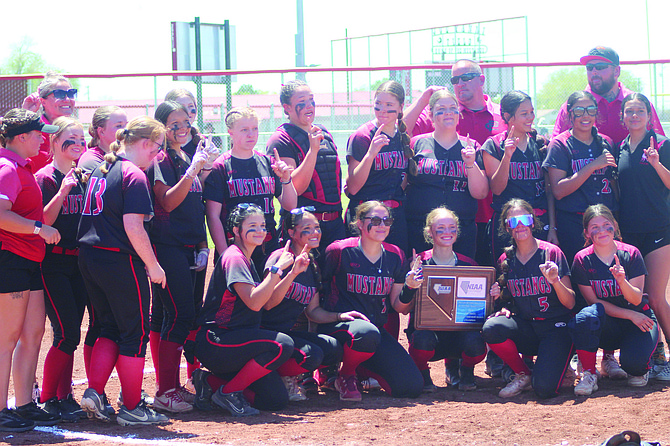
left=79, top=106, right=128, bottom=174
left=35, top=117, right=88, bottom=422
left=319, top=200, right=424, bottom=401
left=406, top=90, right=488, bottom=258
left=482, top=198, right=575, bottom=399
left=77, top=117, right=169, bottom=426
left=482, top=90, right=556, bottom=265
left=0, top=109, right=61, bottom=432
left=164, top=89, right=201, bottom=156
left=205, top=107, right=296, bottom=276
left=543, top=91, right=618, bottom=265
left=345, top=80, right=414, bottom=255
left=569, top=205, right=656, bottom=396
left=617, top=93, right=670, bottom=377
left=193, top=204, right=296, bottom=416
left=266, top=80, right=345, bottom=256
left=407, top=207, right=487, bottom=392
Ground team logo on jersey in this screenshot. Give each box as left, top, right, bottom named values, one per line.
left=374, top=151, right=407, bottom=170
left=508, top=161, right=542, bottom=181
left=589, top=279, right=622, bottom=299
left=555, top=322, right=567, bottom=328
left=227, top=176, right=275, bottom=198
left=346, top=273, right=394, bottom=296
left=61, top=193, right=84, bottom=215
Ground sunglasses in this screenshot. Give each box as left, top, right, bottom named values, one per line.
left=585, top=63, right=613, bottom=72
left=571, top=106, right=598, bottom=117
left=237, top=203, right=263, bottom=212
left=363, top=216, right=394, bottom=227
left=506, top=214, right=534, bottom=229
left=50, top=89, right=77, bottom=100
left=290, top=206, right=316, bottom=215
left=450, top=72, right=480, bottom=85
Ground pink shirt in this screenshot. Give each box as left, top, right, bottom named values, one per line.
left=0, top=148, right=45, bottom=262
left=552, top=82, right=665, bottom=147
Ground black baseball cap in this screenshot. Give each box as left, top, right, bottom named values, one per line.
left=580, top=46, right=620, bottom=66
left=4, top=116, right=59, bottom=138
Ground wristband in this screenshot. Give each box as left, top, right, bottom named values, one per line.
left=399, top=283, right=418, bottom=304
left=33, top=221, right=42, bottom=234
left=281, top=177, right=292, bottom=185
left=464, top=165, right=474, bottom=169
left=269, top=265, right=283, bottom=277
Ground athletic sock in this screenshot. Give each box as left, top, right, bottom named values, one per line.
left=40, top=347, right=70, bottom=403
left=339, top=344, right=374, bottom=377
left=83, top=344, right=94, bottom=381
left=88, top=337, right=119, bottom=395
left=206, top=374, right=228, bottom=391
left=57, top=353, right=74, bottom=399
left=462, top=352, right=486, bottom=368
left=276, top=358, right=310, bottom=376
left=408, top=346, right=434, bottom=371
left=222, top=359, right=270, bottom=394
left=577, top=349, right=597, bottom=374
left=187, top=359, right=200, bottom=380
left=488, top=339, right=531, bottom=375
left=115, top=355, right=145, bottom=410
left=149, top=331, right=161, bottom=388
left=157, top=340, right=182, bottom=395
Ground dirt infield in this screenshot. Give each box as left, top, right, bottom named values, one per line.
left=4, top=263, right=670, bottom=446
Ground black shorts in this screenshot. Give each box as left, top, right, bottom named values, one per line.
left=622, top=226, right=670, bottom=257
left=0, top=249, right=42, bottom=293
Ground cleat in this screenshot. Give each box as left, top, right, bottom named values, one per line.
left=117, top=401, right=169, bottom=426
left=498, top=373, right=532, bottom=398
left=192, top=368, right=215, bottom=411
left=601, top=354, right=627, bottom=380
left=212, top=389, right=259, bottom=416
left=421, top=369, right=437, bottom=393
left=0, top=408, right=34, bottom=432
left=574, top=370, right=598, bottom=396
left=334, top=374, right=362, bottom=401
left=628, top=372, right=649, bottom=387
left=14, top=402, right=60, bottom=426
left=81, top=388, right=111, bottom=422
left=458, top=366, right=477, bottom=391
left=153, top=388, right=193, bottom=413
left=282, top=376, right=308, bottom=401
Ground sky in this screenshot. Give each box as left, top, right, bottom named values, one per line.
left=1, top=0, right=668, bottom=101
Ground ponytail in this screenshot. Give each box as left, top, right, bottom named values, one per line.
left=398, top=112, right=417, bottom=176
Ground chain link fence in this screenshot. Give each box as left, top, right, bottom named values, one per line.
left=1, top=61, right=668, bottom=158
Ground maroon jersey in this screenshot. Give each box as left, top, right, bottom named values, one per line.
left=35, top=164, right=85, bottom=250
left=261, top=247, right=319, bottom=332
left=77, top=156, right=153, bottom=255
left=346, top=120, right=407, bottom=202
left=321, top=237, right=406, bottom=328
left=418, top=249, right=477, bottom=267
left=572, top=241, right=648, bottom=311
left=197, top=244, right=261, bottom=330
left=77, top=146, right=106, bottom=174
left=498, top=240, right=572, bottom=320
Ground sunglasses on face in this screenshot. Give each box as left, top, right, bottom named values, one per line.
left=585, top=63, right=613, bottom=72
left=571, top=106, right=598, bottom=117
left=450, top=72, right=480, bottom=85
left=363, top=216, right=394, bottom=227
left=506, top=214, right=533, bottom=229
left=50, top=89, right=77, bottom=100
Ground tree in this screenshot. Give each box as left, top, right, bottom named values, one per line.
left=535, top=67, right=642, bottom=110
left=0, top=37, right=48, bottom=75
left=235, top=84, right=267, bottom=95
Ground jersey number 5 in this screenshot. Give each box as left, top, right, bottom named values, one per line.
left=538, top=296, right=549, bottom=312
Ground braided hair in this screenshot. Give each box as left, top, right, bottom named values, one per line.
left=375, top=80, right=417, bottom=176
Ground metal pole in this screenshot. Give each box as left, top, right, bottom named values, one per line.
left=224, top=20, right=233, bottom=117
left=194, top=17, right=204, bottom=131
left=296, top=0, right=306, bottom=82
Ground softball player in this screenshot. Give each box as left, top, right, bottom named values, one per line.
left=192, top=204, right=296, bottom=416
left=0, top=109, right=61, bottom=432
left=407, top=207, right=486, bottom=392
left=482, top=198, right=575, bottom=399
left=318, top=200, right=424, bottom=401
left=164, top=88, right=200, bottom=157
left=77, top=116, right=169, bottom=426
left=482, top=91, right=556, bottom=265
left=146, top=101, right=217, bottom=413
left=543, top=90, right=618, bottom=265
left=78, top=106, right=128, bottom=174
left=345, top=81, right=414, bottom=255
left=406, top=90, right=489, bottom=258
left=569, top=205, right=656, bottom=396
left=35, top=117, right=89, bottom=422
left=205, top=107, right=296, bottom=277
left=266, top=80, right=345, bottom=256
left=617, top=93, right=670, bottom=378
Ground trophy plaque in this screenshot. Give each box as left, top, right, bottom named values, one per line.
left=414, top=266, right=496, bottom=331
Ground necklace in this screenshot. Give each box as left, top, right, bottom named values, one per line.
left=376, top=246, right=385, bottom=274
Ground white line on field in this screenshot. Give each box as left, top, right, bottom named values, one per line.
left=34, top=425, right=227, bottom=446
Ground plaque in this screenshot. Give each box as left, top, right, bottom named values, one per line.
left=414, top=266, right=497, bottom=331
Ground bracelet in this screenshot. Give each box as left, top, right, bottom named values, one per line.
left=281, top=177, right=292, bottom=185
left=465, top=165, right=474, bottom=169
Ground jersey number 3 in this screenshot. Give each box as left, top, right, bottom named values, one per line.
left=82, top=177, right=107, bottom=216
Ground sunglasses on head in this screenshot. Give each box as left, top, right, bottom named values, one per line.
left=450, top=72, right=480, bottom=85
left=290, top=206, right=316, bottom=215
left=506, top=214, right=534, bottom=229
left=237, top=203, right=263, bottom=212
left=585, top=63, right=613, bottom=72
left=50, top=89, right=77, bottom=100
left=571, top=106, right=598, bottom=117
left=363, top=216, right=394, bottom=227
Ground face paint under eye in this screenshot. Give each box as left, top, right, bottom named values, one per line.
left=190, top=108, right=197, bottom=115
left=61, top=139, right=77, bottom=151
left=435, top=227, right=458, bottom=235
left=590, top=225, right=615, bottom=238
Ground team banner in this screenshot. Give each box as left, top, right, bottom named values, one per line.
left=414, top=266, right=496, bottom=331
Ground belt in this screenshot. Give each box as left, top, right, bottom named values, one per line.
left=360, top=199, right=401, bottom=209
left=312, top=211, right=341, bottom=222
left=533, top=208, right=547, bottom=217
left=532, top=317, right=546, bottom=321
left=50, top=246, right=79, bottom=256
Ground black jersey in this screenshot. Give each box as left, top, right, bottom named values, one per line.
left=617, top=131, right=670, bottom=233
left=543, top=129, right=617, bottom=213
left=266, top=123, right=342, bottom=212
left=499, top=240, right=572, bottom=320
left=346, top=120, right=407, bottom=202
left=77, top=147, right=105, bottom=175
left=260, top=247, right=319, bottom=332
left=197, top=244, right=261, bottom=330
left=406, top=134, right=482, bottom=221
left=321, top=237, right=406, bottom=328
left=418, top=249, right=477, bottom=267
left=483, top=132, right=548, bottom=213
left=203, top=151, right=282, bottom=240
left=146, top=149, right=206, bottom=246
left=35, top=165, right=85, bottom=250
left=572, top=241, right=648, bottom=311
left=77, top=156, right=153, bottom=255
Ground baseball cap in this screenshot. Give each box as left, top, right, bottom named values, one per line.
left=580, top=46, right=619, bottom=66
left=4, top=116, right=59, bottom=138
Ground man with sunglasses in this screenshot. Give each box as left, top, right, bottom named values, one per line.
left=552, top=46, right=664, bottom=146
